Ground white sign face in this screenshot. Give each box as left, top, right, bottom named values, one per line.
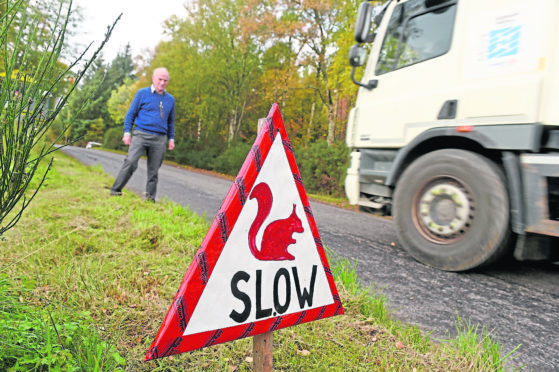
left=183, top=135, right=334, bottom=336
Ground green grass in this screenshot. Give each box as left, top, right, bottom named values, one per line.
left=0, top=154, right=516, bottom=371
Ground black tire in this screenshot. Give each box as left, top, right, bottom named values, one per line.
left=393, top=149, right=513, bottom=271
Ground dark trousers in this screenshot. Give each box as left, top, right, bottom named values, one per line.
left=111, top=131, right=167, bottom=199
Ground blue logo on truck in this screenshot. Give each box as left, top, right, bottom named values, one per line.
left=488, top=26, right=521, bottom=59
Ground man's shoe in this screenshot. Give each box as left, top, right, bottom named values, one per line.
left=143, top=192, right=155, bottom=202
left=110, top=190, right=122, bottom=196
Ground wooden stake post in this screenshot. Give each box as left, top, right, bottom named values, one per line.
left=253, top=331, right=273, bottom=372
left=253, top=118, right=272, bottom=372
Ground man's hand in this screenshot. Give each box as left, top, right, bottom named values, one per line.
left=122, top=133, right=131, bottom=145
left=168, top=140, right=175, bottom=150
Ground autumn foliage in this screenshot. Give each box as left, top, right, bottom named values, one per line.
left=60, top=0, right=369, bottom=196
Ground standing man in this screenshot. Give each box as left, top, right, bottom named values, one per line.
left=110, top=67, right=175, bottom=201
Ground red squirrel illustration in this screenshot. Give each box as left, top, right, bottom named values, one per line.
left=248, top=182, right=303, bottom=261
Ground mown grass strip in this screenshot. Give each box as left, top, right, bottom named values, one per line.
left=0, top=154, right=513, bottom=371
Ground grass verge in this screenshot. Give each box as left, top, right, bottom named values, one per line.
left=0, top=154, right=514, bottom=371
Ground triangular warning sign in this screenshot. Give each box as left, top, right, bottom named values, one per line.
left=146, top=103, right=344, bottom=361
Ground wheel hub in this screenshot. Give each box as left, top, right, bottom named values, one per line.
left=418, top=183, right=472, bottom=239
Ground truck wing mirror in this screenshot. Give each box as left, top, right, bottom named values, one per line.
left=349, top=44, right=367, bottom=67
left=349, top=45, right=378, bottom=90
left=351, top=67, right=378, bottom=90
left=355, top=1, right=373, bottom=43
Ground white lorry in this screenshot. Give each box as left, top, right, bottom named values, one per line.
left=345, top=0, right=559, bottom=271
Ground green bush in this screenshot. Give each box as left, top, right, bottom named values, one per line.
left=212, top=141, right=252, bottom=175
left=103, top=127, right=124, bottom=150
left=295, top=140, right=349, bottom=197
left=0, top=0, right=117, bottom=237
left=172, top=138, right=349, bottom=197
left=173, top=139, right=220, bottom=170
left=171, top=139, right=193, bottom=164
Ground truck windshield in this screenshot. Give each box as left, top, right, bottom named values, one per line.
left=376, top=0, right=457, bottom=75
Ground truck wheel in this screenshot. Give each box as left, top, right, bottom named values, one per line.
left=393, top=149, right=512, bottom=271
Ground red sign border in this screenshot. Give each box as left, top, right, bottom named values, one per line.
left=145, top=103, right=344, bottom=361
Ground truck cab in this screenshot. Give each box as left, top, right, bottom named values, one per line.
left=346, top=0, right=559, bottom=271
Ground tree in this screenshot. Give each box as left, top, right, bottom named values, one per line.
left=58, top=58, right=108, bottom=142
left=1, top=0, right=81, bottom=83
left=284, top=0, right=357, bottom=144
left=55, top=45, right=136, bottom=143
left=103, top=44, right=136, bottom=130
left=0, top=0, right=119, bottom=236
left=106, top=77, right=137, bottom=126
left=157, top=0, right=264, bottom=144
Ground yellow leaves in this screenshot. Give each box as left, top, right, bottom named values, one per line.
left=301, top=0, right=334, bottom=12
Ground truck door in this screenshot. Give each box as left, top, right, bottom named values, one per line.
left=354, top=0, right=458, bottom=148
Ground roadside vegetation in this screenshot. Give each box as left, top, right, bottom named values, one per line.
left=0, top=154, right=517, bottom=371
left=49, top=0, right=365, bottom=199
left=0, top=0, right=116, bottom=237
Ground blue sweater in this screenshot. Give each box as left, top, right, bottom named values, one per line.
left=124, top=87, right=175, bottom=140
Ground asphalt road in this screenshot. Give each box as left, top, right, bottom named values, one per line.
left=61, top=146, right=559, bottom=371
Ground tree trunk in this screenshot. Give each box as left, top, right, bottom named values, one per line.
left=327, top=89, right=339, bottom=145
left=327, top=103, right=335, bottom=145
left=236, top=100, right=247, bottom=140
left=228, top=107, right=237, bottom=143
left=307, top=101, right=315, bottom=141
